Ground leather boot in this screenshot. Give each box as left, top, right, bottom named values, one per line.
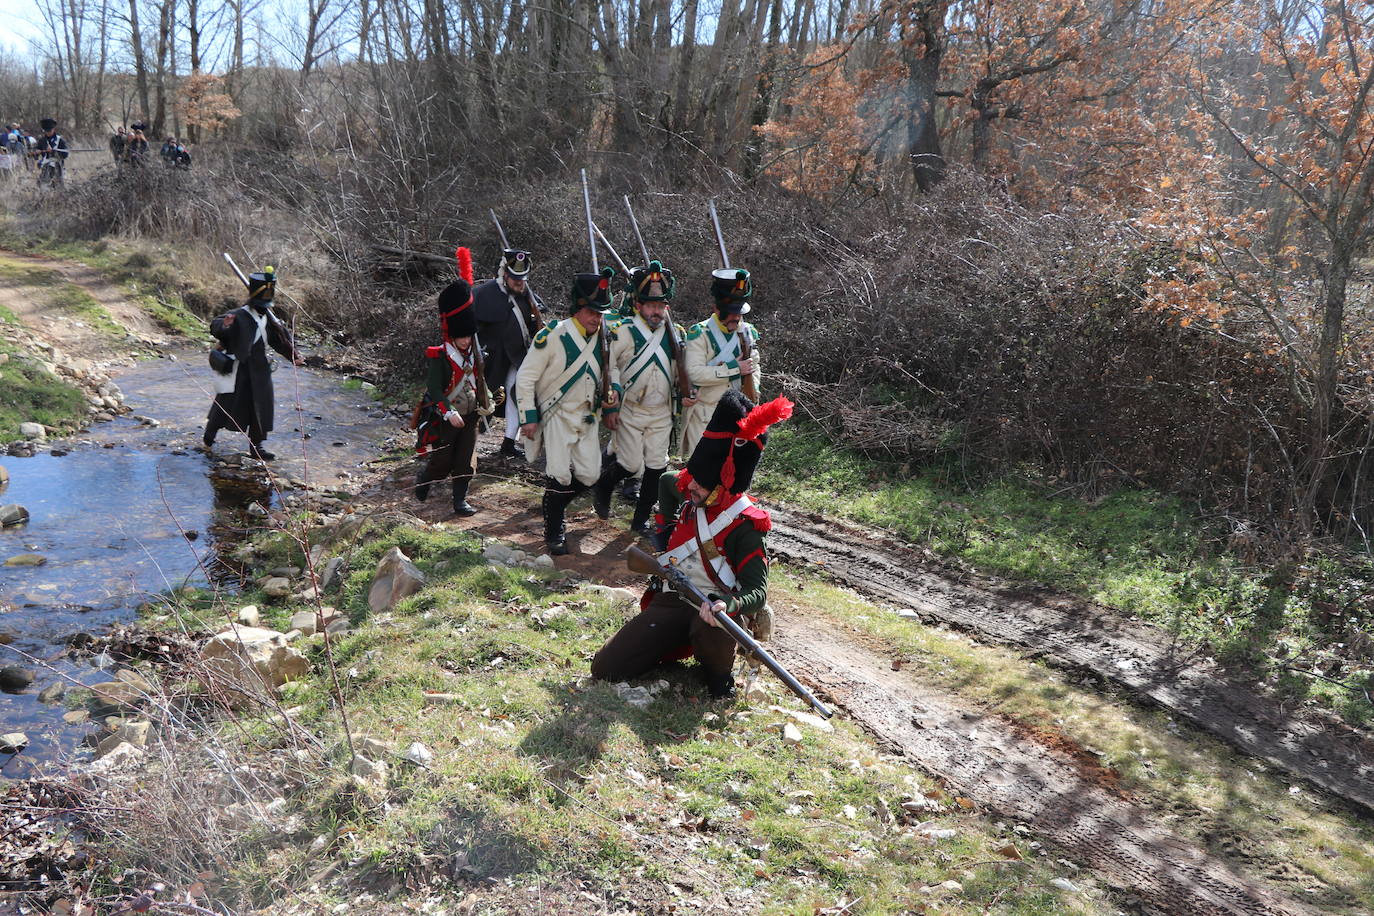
left=593, top=461, right=631, bottom=520
left=706, top=669, right=737, bottom=700
left=499, top=436, right=524, bottom=458
left=249, top=440, right=276, bottom=461
left=543, top=484, right=570, bottom=555
left=452, top=478, right=477, bottom=516
left=631, top=467, right=665, bottom=536
left=415, top=470, right=430, bottom=502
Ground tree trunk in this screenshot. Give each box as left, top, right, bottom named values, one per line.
left=151, top=0, right=171, bottom=136
left=901, top=2, right=948, bottom=192
left=1302, top=242, right=1352, bottom=527
left=743, top=0, right=784, bottom=180
left=671, top=0, right=698, bottom=135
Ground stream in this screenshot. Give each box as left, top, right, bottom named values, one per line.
left=0, top=348, right=399, bottom=771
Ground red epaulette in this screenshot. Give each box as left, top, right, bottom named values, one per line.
left=426, top=345, right=444, bottom=358
left=740, top=502, right=771, bottom=533
left=675, top=468, right=693, bottom=494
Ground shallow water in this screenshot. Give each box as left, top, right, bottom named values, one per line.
left=0, top=350, right=397, bottom=770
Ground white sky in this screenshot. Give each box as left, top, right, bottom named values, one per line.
left=0, top=0, right=42, bottom=54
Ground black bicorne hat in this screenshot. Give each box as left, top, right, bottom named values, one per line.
left=500, top=249, right=532, bottom=277
left=685, top=388, right=793, bottom=496
left=570, top=267, right=616, bottom=312
left=246, top=268, right=276, bottom=301
left=39, top=118, right=57, bottom=131
left=630, top=260, right=675, bottom=303
left=438, top=279, right=476, bottom=339
left=710, top=268, right=752, bottom=315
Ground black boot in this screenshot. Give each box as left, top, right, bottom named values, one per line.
left=631, top=467, right=665, bottom=536
left=499, top=436, right=523, bottom=458
left=620, top=475, right=641, bottom=502
left=452, top=478, right=477, bottom=516
left=202, top=420, right=219, bottom=448
left=415, top=471, right=430, bottom=502
left=593, top=461, right=631, bottom=520
left=543, top=484, right=570, bottom=555
left=249, top=441, right=276, bottom=461
left=706, top=670, right=737, bottom=700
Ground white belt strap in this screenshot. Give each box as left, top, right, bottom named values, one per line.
left=660, top=494, right=754, bottom=591
left=706, top=321, right=740, bottom=367
left=623, top=323, right=669, bottom=388
left=538, top=328, right=601, bottom=416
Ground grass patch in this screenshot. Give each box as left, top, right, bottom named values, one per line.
left=134, top=517, right=1111, bottom=914
left=754, top=424, right=1374, bottom=724
left=770, top=567, right=1374, bottom=913
left=0, top=304, right=87, bottom=441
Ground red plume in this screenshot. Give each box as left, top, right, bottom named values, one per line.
left=455, top=246, right=474, bottom=286
left=735, top=396, right=794, bottom=443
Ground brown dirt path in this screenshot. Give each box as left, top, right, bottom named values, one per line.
left=763, top=506, right=1374, bottom=816
left=0, top=249, right=170, bottom=360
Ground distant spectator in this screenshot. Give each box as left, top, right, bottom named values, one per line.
left=160, top=135, right=177, bottom=167
left=126, top=123, right=149, bottom=167
left=174, top=141, right=192, bottom=171
left=110, top=126, right=128, bottom=164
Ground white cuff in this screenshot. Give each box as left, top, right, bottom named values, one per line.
left=443, top=410, right=459, bottom=421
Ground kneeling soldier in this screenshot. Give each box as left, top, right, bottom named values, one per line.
left=415, top=249, right=485, bottom=515
left=594, top=261, right=694, bottom=535
left=592, top=389, right=792, bottom=699
left=517, top=267, right=619, bottom=555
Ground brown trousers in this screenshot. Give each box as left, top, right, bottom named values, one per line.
left=591, top=590, right=737, bottom=682
left=420, top=412, right=479, bottom=486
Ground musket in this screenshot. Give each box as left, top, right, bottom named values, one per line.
left=707, top=200, right=758, bottom=401
left=625, top=196, right=695, bottom=405
left=472, top=334, right=495, bottom=417
left=488, top=207, right=545, bottom=331
left=581, top=169, right=615, bottom=413
left=625, top=543, right=833, bottom=719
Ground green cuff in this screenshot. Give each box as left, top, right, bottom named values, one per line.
left=520, top=408, right=540, bottom=424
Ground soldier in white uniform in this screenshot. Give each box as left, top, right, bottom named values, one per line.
left=516, top=267, right=618, bottom=555
left=593, top=261, right=695, bottom=535
left=681, top=268, right=760, bottom=457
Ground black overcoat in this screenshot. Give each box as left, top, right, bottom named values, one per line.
left=473, top=278, right=543, bottom=416
left=208, top=304, right=297, bottom=437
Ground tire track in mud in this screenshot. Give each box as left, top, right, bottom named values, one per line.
left=769, top=610, right=1322, bottom=916
left=763, top=505, right=1374, bottom=816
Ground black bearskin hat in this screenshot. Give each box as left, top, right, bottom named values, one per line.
left=630, top=260, right=675, bottom=303
left=500, top=248, right=532, bottom=277
left=686, top=389, right=793, bottom=495
left=246, top=268, right=276, bottom=301
left=438, top=280, right=475, bottom=338
left=570, top=267, right=616, bottom=312
left=39, top=118, right=57, bottom=131
left=710, top=268, right=752, bottom=314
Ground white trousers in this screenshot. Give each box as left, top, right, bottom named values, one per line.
left=504, top=366, right=520, bottom=439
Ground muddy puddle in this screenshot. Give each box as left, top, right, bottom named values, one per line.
left=0, top=349, right=398, bottom=771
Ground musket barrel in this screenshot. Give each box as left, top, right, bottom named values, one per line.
left=593, top=222, right=630, bottom=273
left=624, top=196, right=651, bottom=265
left=580, top=169, right=599, bottom=274
left=222, top=252, right=251, bottom=289
left=708, top=200, right=731, bottom=270
left=489, top=209, right=510, bottom=249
